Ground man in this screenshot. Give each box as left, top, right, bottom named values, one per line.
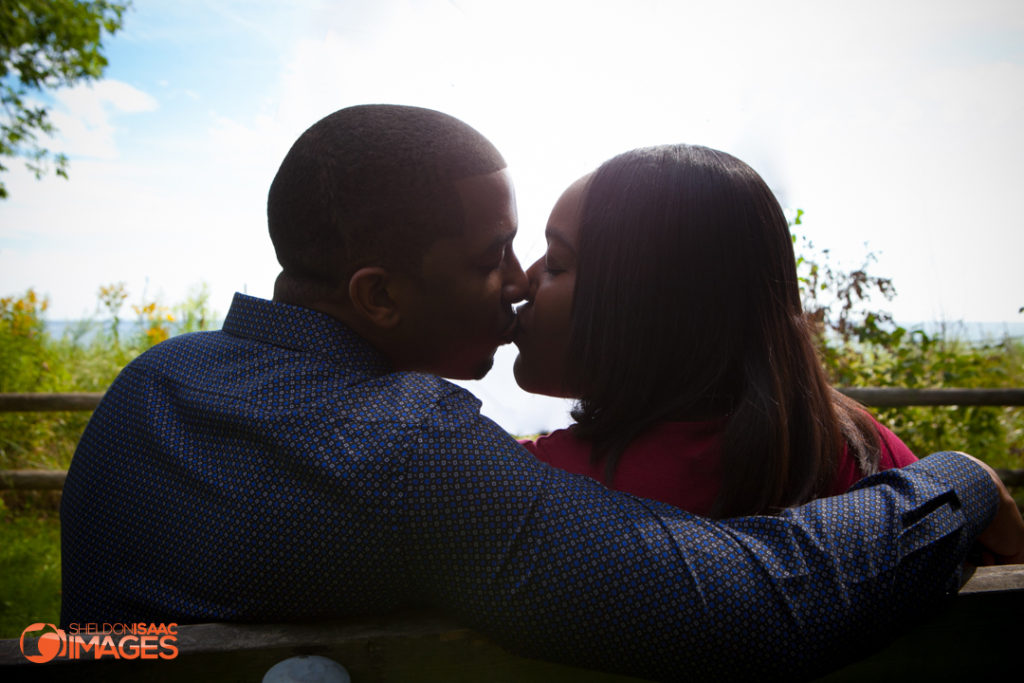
left=61, top=105, right=1023, bottom=681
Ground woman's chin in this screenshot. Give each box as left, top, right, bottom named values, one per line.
left=512, top=353, right=573, bottom=399
left=511, top=352, right=532, bottom=392
left=512, top=353, right=546, bottom=395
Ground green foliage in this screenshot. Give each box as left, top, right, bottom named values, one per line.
left=97, top=281, right=127, bottom=342
left=0, top=289, right=63, bottom=393
left=0, top=513, right=61, bottom=638
left=0, top=0, right=130, bottom=198
left=175, top=283, right=216, bottom=334
left=0, top=283, right=218, bottom=471
left=832, top=329, right=1023, bottom=467
left=790, top=208, right=898, bottom=346
left=791, top=214, right=1024, bottom=470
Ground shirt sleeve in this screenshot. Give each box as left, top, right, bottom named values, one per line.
left=399, top=407, right=998, bottom=682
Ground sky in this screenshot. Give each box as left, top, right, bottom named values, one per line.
left=1, top=0, right=1023, bottom=434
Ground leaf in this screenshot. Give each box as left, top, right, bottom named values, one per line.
left=0, top=0, right=130, bottom=199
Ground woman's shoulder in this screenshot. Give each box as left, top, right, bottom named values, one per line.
left=522, top=421, right=723, bottom=461
left=866, top=413, right=918, bottom=468
left=830, top=412, right=918, bottom=496
left=520, top=428, right=590, bottom=460
left=520, top=428, right=605, bottom=481
left=521, top=421, right=726, bottom=514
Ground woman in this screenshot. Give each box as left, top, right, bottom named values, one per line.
left=513, top=144, right=915, bottom=518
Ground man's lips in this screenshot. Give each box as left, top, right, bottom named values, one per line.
left=505, top=302, right=532, bottom=344
left=499, top=310, right=519, bottom=344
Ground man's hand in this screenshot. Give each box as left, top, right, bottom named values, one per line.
left=959, top=452, right=1024, bottom=564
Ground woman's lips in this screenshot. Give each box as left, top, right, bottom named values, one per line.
left=499, top=311, right=519, bottom=344
left=508, top=303, right=532, bottom=343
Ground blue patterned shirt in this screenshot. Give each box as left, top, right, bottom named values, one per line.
left=61, top=293, right=997, bottom=681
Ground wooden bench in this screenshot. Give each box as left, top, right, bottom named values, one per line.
left=1, top=565, right=1020, bottom=682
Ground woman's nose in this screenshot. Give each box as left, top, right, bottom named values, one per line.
left=518, top=256, right=546, bottom=303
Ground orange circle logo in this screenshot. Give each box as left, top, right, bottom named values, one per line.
left=20, top=623, right=66, bottom=663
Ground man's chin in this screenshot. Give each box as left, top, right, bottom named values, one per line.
left=464, top=354, right=496, bottom=381
left=431, top=350, right=497, bottom=382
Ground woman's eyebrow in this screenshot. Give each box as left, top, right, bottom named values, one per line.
left=545, top=226, right=576, bottom=253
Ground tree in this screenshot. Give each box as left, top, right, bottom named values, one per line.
left=0, top=0, right=128, bottom=199
left=789, top=209, right=897, bottom=346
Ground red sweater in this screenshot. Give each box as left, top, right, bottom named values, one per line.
left=522, top=415, right=917, bottom=515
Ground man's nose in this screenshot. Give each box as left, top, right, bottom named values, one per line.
left=521, top=257, right=544, bottom=302
left=502, top=249, right=529, bottom=303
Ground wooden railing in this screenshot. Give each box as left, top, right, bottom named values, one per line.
left=2, top=388, right=1024, bottom=413
left=0, top=392, right=104, bottom=412
left=838, top=387, right=1024, bottom=406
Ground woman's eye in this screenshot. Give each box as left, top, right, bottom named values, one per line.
left=544, top=259, right=564, bottom=275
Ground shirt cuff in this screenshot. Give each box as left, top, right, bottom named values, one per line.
left=902, top=450, right=1000, bottom=556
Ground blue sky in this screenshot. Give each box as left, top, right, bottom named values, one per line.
left=2, top=0, right=1023, bottom=433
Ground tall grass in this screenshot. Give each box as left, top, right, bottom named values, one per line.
left=0, top=513, right=61, bottom=638
left=0, top=284, right=217, bottom=472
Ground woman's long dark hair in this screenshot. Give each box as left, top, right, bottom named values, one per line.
left=567, top=144, right=880, bottom=518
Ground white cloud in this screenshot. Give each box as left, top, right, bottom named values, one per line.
left=93, top=80, right=161, bottom=114
left=45, top=80, right=159, bottom=160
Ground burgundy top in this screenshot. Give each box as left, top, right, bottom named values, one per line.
left=522, top=415, right=917, bottom=515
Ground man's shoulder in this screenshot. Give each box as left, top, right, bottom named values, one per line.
left=122, top=340, right=483, bottom=423
left=99, top=318, right=490, bottom=437
left=359, top=371, right=484, bottom=427
left=118, top=328, right=243, bottom=375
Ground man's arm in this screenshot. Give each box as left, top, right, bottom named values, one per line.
left=402, top=409, right=1001, bottom=682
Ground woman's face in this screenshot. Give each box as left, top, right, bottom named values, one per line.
left=512, top=174, right=590, bottom=398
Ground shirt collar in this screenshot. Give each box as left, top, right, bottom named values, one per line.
left=222, top=293, right=392, bottom=375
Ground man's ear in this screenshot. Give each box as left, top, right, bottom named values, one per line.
left=348, top=267, right=401, bottom=329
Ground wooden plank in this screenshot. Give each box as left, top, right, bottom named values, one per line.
left=958, top=563, right=1024, bottom=593
left=837, top=387, right=1024, bottom=406
left=1, top=566, right=1020, bottom=681
left=814, top=565, right=1024, bottom=681
left=0, top=393, right=104, bottom=412
left=996, top=468, right=1024, bottom=487
left=0, top=610, right=649, bottom=682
